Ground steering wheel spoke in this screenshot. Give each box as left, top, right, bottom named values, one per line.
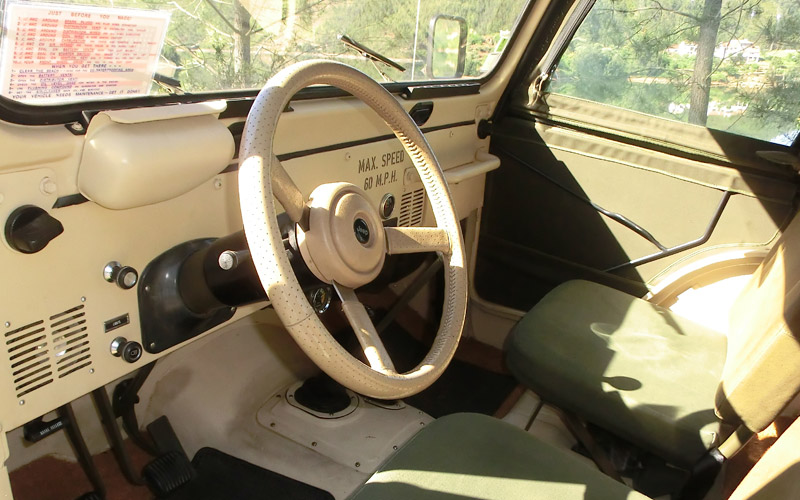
left=270, top=154, right=309, bottom=229
left=333, top=282, right=396, bottom=373
left=385, top=226, right=450, bottom=255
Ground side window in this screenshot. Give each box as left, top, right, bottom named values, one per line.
left=547, top=0, right=800, bottom=145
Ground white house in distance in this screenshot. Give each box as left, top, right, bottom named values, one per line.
left=667, top=39, right=761, bottom=63
left=714, top=39, right=761, bottom=63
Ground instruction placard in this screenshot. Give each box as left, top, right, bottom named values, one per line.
left=0, top=2, right=170, bottom=104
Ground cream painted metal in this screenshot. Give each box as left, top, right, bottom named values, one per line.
left=78, top=102, right=235, bottom=210
left=135, top=310, right=370, bottom=499
left=239, top=60, right=468, bottom=399
left=257, top=384, right=434, bottom=472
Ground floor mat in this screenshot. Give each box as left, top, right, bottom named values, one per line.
left=166, top=448, right=334, bottom=500
left=379, top=322, right=518, bottom=418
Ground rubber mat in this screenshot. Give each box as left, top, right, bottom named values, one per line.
left=166, top=448, right=334, bottom=500
left=380, top=322, right=518, bottom=418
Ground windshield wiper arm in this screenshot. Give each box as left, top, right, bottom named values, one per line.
left=153, top=73, right=187, bottom=95
left=338, top=34, right=406, bottom=73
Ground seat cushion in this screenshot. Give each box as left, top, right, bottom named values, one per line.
left=349, top=413, right=648, bottom=500
left=506, top=280, right=728, bottom=467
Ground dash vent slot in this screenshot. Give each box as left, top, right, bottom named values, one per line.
left=5, top=320, right=52, bottom=398
left=4, top=303, right=92, bottom=399
left=398, top=188, right=425, bottom=227
left=50, top=305, right=92, bottom=378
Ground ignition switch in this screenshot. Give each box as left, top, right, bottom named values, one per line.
left=110, top=337, right=143, bottom=363
left=104, top=261, right=139, bottom=290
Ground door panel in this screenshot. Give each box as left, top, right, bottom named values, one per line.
left=475, top=116, right=797, bottom=312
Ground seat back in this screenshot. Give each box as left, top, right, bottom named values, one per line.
left=716, top=211, right=800, bottom=432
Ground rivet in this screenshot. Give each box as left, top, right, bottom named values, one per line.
left=419, top=422, right=425, bottom=426
left=80, top=296, right=86, bottom=302
left=213, top=178, right=223, bottom=190
left=18, top=400, right=24, bottom=405
left=392, top=445, right=398, bottom=450
left=345, top=152, right=351, bottom=161
left=354, top=462, right=360, bottom=468
left=270, top=422, right=276, bottom=428
left=149, top=342, right=156, bottom=350
left=311, top=441, right=317, bottom=447
left=4, top=322, right=9, bottom=328
left=145, top=285, right=151, bottom=293
left=288, top=394, right=293, bottom=399
left=449, top=130, right=455, bottom=138
left=89, top=368, right=95, bottom=374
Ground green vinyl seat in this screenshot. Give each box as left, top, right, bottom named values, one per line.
left=350, top=412, right=800, bottom=500
left=505, top=211, right=800, bottom=468
left=506, top=279, right=728, bottom=467
left=349, top=412, right=648, bottom=500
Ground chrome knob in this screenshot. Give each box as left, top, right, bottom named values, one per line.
left=104, top=261, right=138, bottom=290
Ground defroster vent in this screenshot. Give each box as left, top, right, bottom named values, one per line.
left=398, top=188, right=425, bottom=227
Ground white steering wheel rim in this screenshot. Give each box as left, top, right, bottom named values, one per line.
left=238, top=60, right=467, bottom=399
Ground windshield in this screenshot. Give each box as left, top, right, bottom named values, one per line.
left=0, top=0, right=529, bottom=105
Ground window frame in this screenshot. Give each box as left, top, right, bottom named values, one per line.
left=0, top=0, right=536, bottom=125
left=510, top=0, right=800, bottom=157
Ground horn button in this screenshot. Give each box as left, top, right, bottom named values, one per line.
left=296, top=183, right=386, bottom=289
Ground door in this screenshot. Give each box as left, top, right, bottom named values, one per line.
left=475, top=0, right=800, bottom=312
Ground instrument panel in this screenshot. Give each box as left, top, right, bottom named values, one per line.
left=0, top=109, right=493, bottom=431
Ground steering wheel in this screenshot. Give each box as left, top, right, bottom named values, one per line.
left=238, top=60, right=467, bottom=399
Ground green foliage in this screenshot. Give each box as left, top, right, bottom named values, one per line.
left=549, top=0, right=800, bottom=143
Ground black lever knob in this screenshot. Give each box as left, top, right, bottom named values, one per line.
left=5, top=205, right=64, bottom=254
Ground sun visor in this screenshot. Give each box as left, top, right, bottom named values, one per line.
left=78, top=101, right=234, bottom=210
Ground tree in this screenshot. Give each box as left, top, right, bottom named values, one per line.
left=689, top=0, right=723, bottom=125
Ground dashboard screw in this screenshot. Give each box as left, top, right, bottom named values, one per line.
left=80, top=296, right=86, bottom=302
left=89, top=368, right=95, bottom=374
left=213, top=178, right=223, bottom=190
left=354, top=462, right=360, bottom=468
left=18, top=400, right=24, bottom=405
left=4, top=322, right=9, bottom=328
left=311, top=442, right=317, bottom=447
left=345, top=152, right=351, bottom=160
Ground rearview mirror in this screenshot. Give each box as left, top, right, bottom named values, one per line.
left=426, top=15, right=467, bottom=79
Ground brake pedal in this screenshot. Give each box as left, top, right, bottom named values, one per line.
left=142, top=450, right=197, bottom=497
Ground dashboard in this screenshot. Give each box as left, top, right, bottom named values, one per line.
left=0, top=95, right=497, bottom=432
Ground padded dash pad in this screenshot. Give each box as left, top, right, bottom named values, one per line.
left=166, top=448, right=334, bottom=500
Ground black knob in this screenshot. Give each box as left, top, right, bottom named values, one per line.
left=5, top=205, right=64, bottom=254
left=121, top=341, right=143, bottom=363
left=104, top=262, right=138, bottom=290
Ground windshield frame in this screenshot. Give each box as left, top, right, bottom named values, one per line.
left=0, top=0, right=535, bottom=125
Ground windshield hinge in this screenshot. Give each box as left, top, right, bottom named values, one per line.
left=529, top=72, right=550, bottom=107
